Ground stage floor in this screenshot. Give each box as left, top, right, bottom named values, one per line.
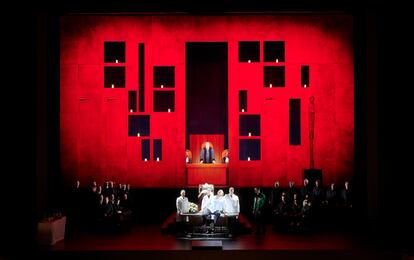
left=30, top=224, right=411, bottom=260
left=51, top=224, right=374, bottom=251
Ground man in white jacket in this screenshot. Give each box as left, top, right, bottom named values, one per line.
left=176, top=189, right=189, bottom=221
left=224, top=187, right=240, bottom=237
left=224, top=187, right=240, bottom=215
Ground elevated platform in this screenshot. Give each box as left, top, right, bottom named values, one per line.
left=186, top=164, right=228, bottom=187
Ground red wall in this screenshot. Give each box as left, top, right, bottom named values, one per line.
left=60, top=15, right=354, bottom=187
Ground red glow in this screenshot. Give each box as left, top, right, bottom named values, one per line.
left=61, top=15, right=354, bottom=187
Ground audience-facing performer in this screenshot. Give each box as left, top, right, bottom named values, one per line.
left=300, top=179, right=312, bottom=201
left=224, top=187, right=240, bottom=214
left=200, top=141, right=215, bottom=164
left=325, top=183, right=338, bottom=208
left=269, top=181, right=282, bottom=211
left=274, top=192, right=289, bottom=231
left=341, top=181, right=352, bottom=208
left=176, top=189, right=189, bottom=221
left=175, top=189, right=189, bottom=234
left=224, top=187, right=240, bottom=236
left=302, top=195, right=313, bottom=228
left=286, top=181, right=297, bottom=203
left=312, top=179, right=324, bottom=207
left=252, top=187, right=266, bottom=234
left=202, top=189, right=224, bottom=232
left=290, top=194, right=302, bottom=229
left=201, top=187, right=213, bottom=212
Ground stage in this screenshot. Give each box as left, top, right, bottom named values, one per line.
left=50, top=224, right=372, bottom=251
left=30, top=223, right=405, bottom=260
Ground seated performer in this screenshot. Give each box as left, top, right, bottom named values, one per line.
left=200, top=142, right=215, bottom=164
left=201, top=189, right=224, bottom=232
left=198, top=183, right=213, bottom=209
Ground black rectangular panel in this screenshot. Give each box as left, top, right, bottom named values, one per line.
left=239, top=139, right=261, bottom=160
left=289, top=99, right=301, bottom=145
left=128, top=115, right=150, bottom=136
left=141, top=139, right=150, bottom=161
left=239, top=90, right=247, bottom=112
left=128, top=91, right=137, bottom=112
left=153, top=139, right=162, bottom=161
left=139, top=43, right=145, bottom=112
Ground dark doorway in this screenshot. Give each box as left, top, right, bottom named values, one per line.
left=186, top=42, right=228, bottom=148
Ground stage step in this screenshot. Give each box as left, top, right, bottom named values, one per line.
left=192, top=240, right=222, bottom=250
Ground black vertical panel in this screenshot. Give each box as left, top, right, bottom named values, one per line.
left=128, top=91, right=137, bottom=112
left=186, top=42, right=228, bottom=148
left=289, top=99, right=301, bottom=145
left=301, top=65, right=310, bottom=87
left=141, top=139, right=150, bottom=161
left=139, top=43, right=145, bottom=112
left=153, top=139, right=162, bottom=161
left=239, top=90, right=247, bottom=112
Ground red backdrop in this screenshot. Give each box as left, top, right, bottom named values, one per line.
left=60, top=15, right=354, bottom=187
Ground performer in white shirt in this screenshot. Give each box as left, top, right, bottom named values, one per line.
left=224, top=187, right=240, bottom=215
left=201, top=188, right=213, bottom=213
left=224, top=187, right=240, bottom=237
left=201, top=189, right=224, bottom=231
left=176, top=190, right=189, bottom=221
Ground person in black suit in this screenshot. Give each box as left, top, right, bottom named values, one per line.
left=300, top=178, right=312, bottom=201
left=200, top=142, right=215, bottom=164
left=269, top=181, right=282, bottom=213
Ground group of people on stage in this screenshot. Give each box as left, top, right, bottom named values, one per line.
left=176, top=179, right=353, bottom=235
left=176, top=186, right=240, bottom=234
left=258, top=179, right=353, bottom=234
left=67, top=180, right=133, bottom=233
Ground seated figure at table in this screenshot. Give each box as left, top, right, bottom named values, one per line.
left=201, top=189, right=224, bottom=232
left=200, top=141, right=215, bottom=164
left=198, top=183, right=213, bottom=208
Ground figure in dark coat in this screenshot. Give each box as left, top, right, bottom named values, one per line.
left=200, top=142, right=215, bottom=163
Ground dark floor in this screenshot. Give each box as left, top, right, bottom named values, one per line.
left=29, top=222, right=411, bottom=260
left=50, top=223, right=374, bottom=250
